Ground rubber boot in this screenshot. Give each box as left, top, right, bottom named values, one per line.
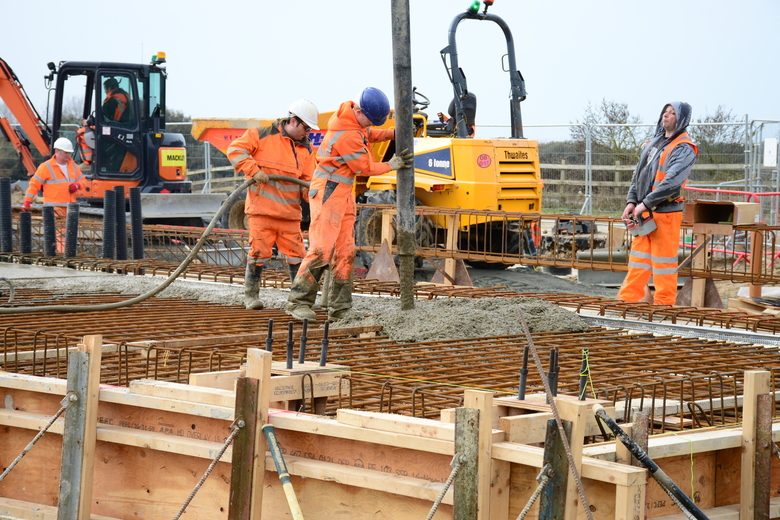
left=314, top=267, right=332, bottom=311
left=286, top=266, right=325, bottom=321
left=327, top=278, right=354, bottom=321
left=288, top=262, right=300, bottom=282
left=244, top=264, right=265, bottom=310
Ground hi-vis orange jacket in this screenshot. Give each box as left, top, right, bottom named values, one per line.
left=310, top=100, right=395, bottom=209
left=227, top=120, right=315, bottom=221
left=103, top=88, right=129, bottom=121
left=652, top=133, right=698, bottom=203
left=24, top=157, right=85, bottom=207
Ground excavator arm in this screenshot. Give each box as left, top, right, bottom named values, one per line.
left=0, top=116, right=37, bottom=176
left=0, top=57, right=51, bottom=173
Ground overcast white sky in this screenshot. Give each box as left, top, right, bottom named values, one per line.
left=3, top=0, right=778, bottom=133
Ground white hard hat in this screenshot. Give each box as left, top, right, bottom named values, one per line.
left=53, top=137, right=74, bottom=154
left=288, top=99, right=319, bottom=130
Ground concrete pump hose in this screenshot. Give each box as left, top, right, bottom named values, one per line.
left=0, top=175, right=311, bottom=315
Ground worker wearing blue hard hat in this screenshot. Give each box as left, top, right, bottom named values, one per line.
left=286, top=87, right=413, bottom=322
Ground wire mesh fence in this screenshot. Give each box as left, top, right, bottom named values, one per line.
left=2, top=119, right=778, bottom=220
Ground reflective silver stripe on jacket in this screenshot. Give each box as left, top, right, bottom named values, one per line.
left=248, top=179, right=302, bottom=205
left=228, top=146, right=251, bottom=167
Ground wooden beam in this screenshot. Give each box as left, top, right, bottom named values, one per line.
left=741, top=370, right=770, bottom=520
left=337, top=409, right=505, bottom=443
left=228, top=377, right=260, bottom=519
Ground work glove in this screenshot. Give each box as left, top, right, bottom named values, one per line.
left=388, top=149, right=414, bottom=170
left=253, top=171, right=269, bottom=184
left=68, top=182, right=80, bottom=193
left=22, top=200, right=31, bottom=212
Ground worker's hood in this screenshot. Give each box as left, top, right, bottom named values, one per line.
left=654, top=101, right=692, bottom=139
left=327, top=100, right=363, bottom=131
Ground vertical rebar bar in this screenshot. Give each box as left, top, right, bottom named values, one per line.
left=319, top=321, right=330, bottom=367
left=286, top=321, right=294, bottom=370
left=265, top=319, right=274, bottom=352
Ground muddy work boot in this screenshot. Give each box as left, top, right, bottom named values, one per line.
left=243, top=264, right=265, bottom=310
left=286, top=273, right=321, bottom=322
left=327, top=278, right=354, bottom=321
left=287, top=262, right=300, bottom=282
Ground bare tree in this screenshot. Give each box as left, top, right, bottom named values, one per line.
left=571, top=99, right=650, bottom=165
left=686, top=105, right=744, bottom=164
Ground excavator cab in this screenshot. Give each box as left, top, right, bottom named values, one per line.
left=48, top=52, right=190, bottom=203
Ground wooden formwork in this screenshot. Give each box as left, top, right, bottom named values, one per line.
left=0, top=337, right=777, bottom=520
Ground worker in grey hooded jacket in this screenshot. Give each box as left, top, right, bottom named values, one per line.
left=618, top=102, right=698, bottom=305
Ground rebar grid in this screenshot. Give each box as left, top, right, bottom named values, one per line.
left=3, top=289, right=780, bottom=435
left=8, top=209, right=780, bottom=284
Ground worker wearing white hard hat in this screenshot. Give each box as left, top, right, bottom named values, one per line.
left=23, top=136, right=85, bottom=215
left=227, top=98, right=320, bottom=310
left=22, top=136, right=85, bottom=250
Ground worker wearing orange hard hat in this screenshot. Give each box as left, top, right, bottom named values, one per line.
left=228, top=99, right=319, bottom=310
left=286, top=87, right=413, bottom=322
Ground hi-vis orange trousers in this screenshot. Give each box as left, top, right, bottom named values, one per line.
left=618, top=211, right=683, bottom=306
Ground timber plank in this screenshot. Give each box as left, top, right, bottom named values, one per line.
left=337, top=409, right=505, bottom=443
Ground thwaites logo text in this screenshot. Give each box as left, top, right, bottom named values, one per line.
left=504, top=150, right=529, bottom=160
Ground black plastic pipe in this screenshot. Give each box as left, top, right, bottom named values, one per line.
left=102, top=190, right=116, bottom=259
left=593, top=404, right=709, bottom=520
left=286, top=321, right=294, bottom=370
left=114, top=186, right=127, bottom=260
left=0, top=178, right=11, bottom=253
left=319, top=321, right=330, bottom=367
left=265, top=319, right=274, bottom=352
left=42, top=206, right=56, bottom=257
left=298, top=319, right=308, bottom=364
left=64, top=202, right=80, bottom=258
left=129, top=187, right=144, bottom=260
left=18, top=211, right=31, bottom=255
left=578, top=348, right=589, bottom=400
left=518, top=346, right=529, bottom=400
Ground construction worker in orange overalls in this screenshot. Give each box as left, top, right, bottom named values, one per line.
left=286, top=88, right=413, bottom=322
left=228, top=99, right=320, bottom=310
left=618, top=102, right=698, bottom=306
left=22, top=137, right=85, bottom=252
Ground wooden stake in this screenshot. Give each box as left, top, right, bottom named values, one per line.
left=464, top=389, right=494, bottom=520
left=454, top=407, right=479, bottom=520
left=755, top=393, right=773, bottom=520
left=57, top=335, right=102, bottom=520
left=245, top=348, right=273, bottom=520
left=228, top=377, right=260, bottom=519
left=540, top=418, right=572, bottom=520
left=740, top=369, right=770, bottom=520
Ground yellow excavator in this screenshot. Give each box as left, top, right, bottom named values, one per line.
left=191, top=0, right=543, bottom=265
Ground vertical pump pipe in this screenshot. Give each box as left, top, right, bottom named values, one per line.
left=262, top=424, right=304, bottom=520
left=391, top=0, right=416, bottom=311
left=114, top=186, right=127, bottom=260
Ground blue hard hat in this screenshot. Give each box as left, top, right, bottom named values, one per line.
left=358, top=87, right=390, bottom=126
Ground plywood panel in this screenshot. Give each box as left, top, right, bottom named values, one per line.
left=646, top=453, right=715, bottom=518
